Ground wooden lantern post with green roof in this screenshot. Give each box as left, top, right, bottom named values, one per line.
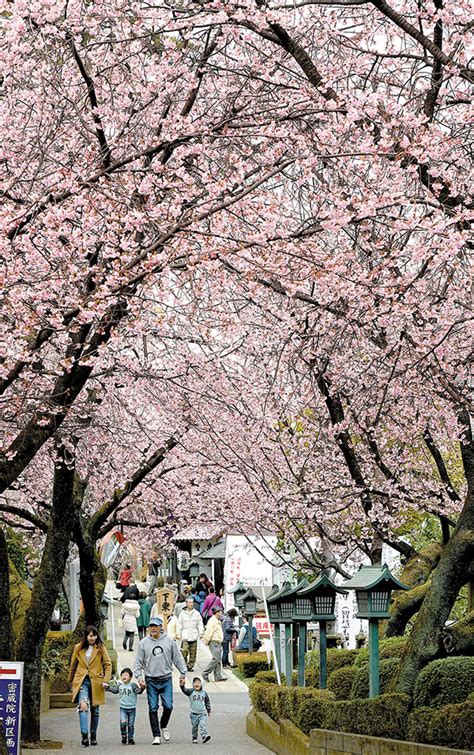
left=343, top=564, right=409, bottom=697
left=267, top=581, right=296, bottom=686
left=294, top=572, right=348, bottom=688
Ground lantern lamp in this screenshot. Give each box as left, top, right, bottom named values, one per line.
left=227, top=580, right=247, bottom=608
left=343, top=564, right=409, bottom=696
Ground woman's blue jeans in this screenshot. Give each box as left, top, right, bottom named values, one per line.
left=78, top=676, right=99, bottom=737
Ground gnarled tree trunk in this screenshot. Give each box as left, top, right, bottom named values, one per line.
left=397, top=413, right=474, bottom=695
left=386, top=544, right=442, bottom=637
left=16, top=445, right=79, bottom=743
left=0, top=527, right=14, bottom=661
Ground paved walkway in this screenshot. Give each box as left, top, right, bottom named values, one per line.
left=39, top=586, right=272, bottom=753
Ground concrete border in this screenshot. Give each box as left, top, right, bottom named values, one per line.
left=246, top=709, right=472, bottom=755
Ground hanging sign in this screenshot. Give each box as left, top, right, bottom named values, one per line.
left=0, top=662, right=23, bottom=755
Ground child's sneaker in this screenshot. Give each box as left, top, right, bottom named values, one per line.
left=121, top=736, right=127, bottom=745
left=192, top=739, right=198, bottom=744
left=128, top=740, right=135, bottom=745
left=203, top=735, right=211, bottom=743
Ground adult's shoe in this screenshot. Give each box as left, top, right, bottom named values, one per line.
left=203, top=735, right=211, bottom=743
left=215, top=676, right=227, bottom=682
left=81, top=734, right=89, bottom=747
left=162, top=728, right=171, bottom=742
left=202, top=674, right=210, bottom=682
left=90, top=735, right=97, bottom=746
left=152, top=736, right=161, bottom=745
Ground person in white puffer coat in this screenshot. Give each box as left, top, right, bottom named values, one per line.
left=176, top=597, right=204, bottom=671
left=122, top=598, right=140, bottom=651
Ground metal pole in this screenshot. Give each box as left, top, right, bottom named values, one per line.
left=369, top=619, right=380, bottom=697
left=261, top=590, right=282, bottom=685
left=319, top=620, right=327, bottom=689
left=284, top=623, right=293, bottom=686
left=109, top=593, right=116, bottom=650
left=248, top=614, right=254, bottom=655
left=298, top=621, right=306, bottom=687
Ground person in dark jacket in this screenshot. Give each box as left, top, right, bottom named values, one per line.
left=235, top=615, right=261, bottom=652
left=121, top=581, right=140, bottom=603
left=221, top=608, right=238, bottom=667
left=137, top=591, right=152, bottom=640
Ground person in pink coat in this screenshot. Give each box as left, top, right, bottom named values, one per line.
left=201, top=589, right=223, bottom=624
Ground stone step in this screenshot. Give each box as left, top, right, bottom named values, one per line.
left=50, top=692, right=76, bottom=709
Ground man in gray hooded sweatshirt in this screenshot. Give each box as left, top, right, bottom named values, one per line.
left=134, top=616, right=187, bottom=745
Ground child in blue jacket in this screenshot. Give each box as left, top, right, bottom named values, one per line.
left=105, top=667, right=144, bottom=744
left=180, top=675, right=211, bottom=744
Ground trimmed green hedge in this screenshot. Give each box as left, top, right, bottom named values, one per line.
left=350, top=657, right=399, bottom=699
left=353, top=636, right=407, bottom=668
left=236, top=653, right=271, bottom=678
left=326, top=693, right=411, bottom=740
left=306, top=647, right=358, bottom=679
left=413, top=656, right=474, bottom=709
left=249, top=680, right=334, bottom=734
left=408, top=700, right=474, bottom=751
left=327, top=665, right=358, bottom=700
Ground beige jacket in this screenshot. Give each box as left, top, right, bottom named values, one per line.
left=203, top=615, right=223, bottom=644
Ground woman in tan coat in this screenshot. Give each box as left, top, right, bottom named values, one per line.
left=68, top=625, right=112, bottom=747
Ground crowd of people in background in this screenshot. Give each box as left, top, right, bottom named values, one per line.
left=68, top=563, right=263, bottom=747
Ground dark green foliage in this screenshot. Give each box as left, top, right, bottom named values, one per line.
left=249, top=679, right=334, bottom=733
left=354, top=636, right=407, bottom=667
left=408, top=700, right=474, bottom=751
left=292, top=689, right=335, bottom=734
left=306, top=647, right=358, bottom=679
left=413, top=656, right=474, bottom=709
left=350, top=657, right=400, bottom=699
left=236, top=653, right=271, bottom=678
left=325, top=693, right=411, bottom=740
left=41, top=631, right=73, bottom=680
left=327, top=665, right=358, bottom=700
left=254, top=670, right=280, bottom=684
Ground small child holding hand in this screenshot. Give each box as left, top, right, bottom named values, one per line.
left=104, top=667, right=144, bottom=745
left=180, top=675, right=211, bottom=744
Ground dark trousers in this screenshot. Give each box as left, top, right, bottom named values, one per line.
left=123, top=631, right=134, bottom=650
left=222, top=639, right=230, bottom=666
left=145, top=676, right=173, bottom=737
left=138, top=626, right=147, bottom=640
left=120, top=708, right=136, bottom=741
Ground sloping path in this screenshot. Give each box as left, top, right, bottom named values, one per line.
left=38, top=586, right=272, bottom=753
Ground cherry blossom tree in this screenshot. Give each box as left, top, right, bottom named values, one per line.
left=1, top=0, right=472, bottom=734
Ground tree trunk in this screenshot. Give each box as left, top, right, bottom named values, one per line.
left=16, top=445, right=78, bottom=743
left=0, top=725, right=7, bottom=755
left=441, top=611, right=474, bottom=656
left=397, top=414, right=474, bottom=695
left=70, top=517, right=108, bottom=647
left=0, top=527, right=14, bottom=661
left=386, top=544, right=442, bottom=637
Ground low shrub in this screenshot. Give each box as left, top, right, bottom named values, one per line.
left=236, top=652, right=271, bottom=678
left=413, top=656, right=474, bottom=709
left=354, top=636, right=407, bottom=667
left=408, top=700, right=474, bottom=751
left=327, top=665, right=358, bottom=700
left=292, top=689, right=335, bottom=734
left=350, top=657, right=399, bottom=699
left=306, top=647, right=359, bottom=687
left=326, top=693, right=411, bottom=740
left=254, top=670, right=280, bottom=684
left=249, top=679, right=334, bottom=733
left=42, top=630, right=74, bottom=681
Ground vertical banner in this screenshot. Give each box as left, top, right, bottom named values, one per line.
left=0, top=662, right=23, bottom=755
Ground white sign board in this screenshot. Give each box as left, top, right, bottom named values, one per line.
left=224, top=535, right=275, bottom=608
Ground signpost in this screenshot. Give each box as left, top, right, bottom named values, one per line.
left=155, top=588, right=175, bottom=630
left=0, top=662, right=23, bottom=755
